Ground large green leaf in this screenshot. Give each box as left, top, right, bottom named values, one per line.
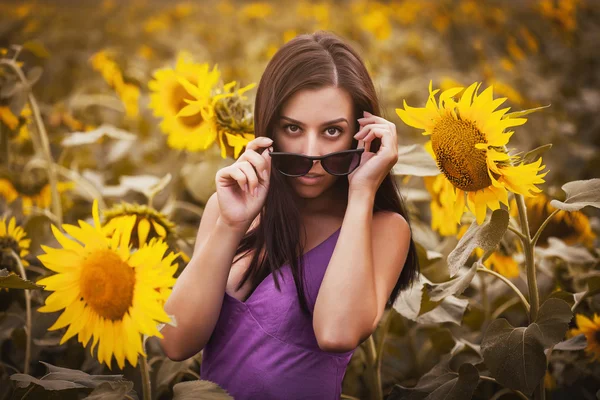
left=387, top=354, right=479, bottom=400
left=481, top=319, right=546, bottom=395
left=549, top=178, right=600, bottom=212
left=10, top=361, right=137, bottom=398
left=447, top=209, right=509, bottom=277
left=0, top=269, right=45, bottom=290
left=172, top=380, right=234, bottom=399
left=535, top=298, right=573, bottom=348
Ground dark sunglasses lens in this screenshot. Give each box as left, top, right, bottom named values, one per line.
left=322, top=152, right=361, bottom=175
left=272, top=154, right=312, bottom=176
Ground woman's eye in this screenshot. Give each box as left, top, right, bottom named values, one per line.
left=285, top=124, right=300, bottom=133
left=326, top=127, right=343, bottom=136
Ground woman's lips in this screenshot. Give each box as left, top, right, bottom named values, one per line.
left=297, top=175, right=324, bottom=184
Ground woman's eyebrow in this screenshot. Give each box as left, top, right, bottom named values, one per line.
left=280, top=116, right=348, bottom=126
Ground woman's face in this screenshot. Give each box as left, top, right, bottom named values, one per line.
left=272, top=86, right=356, bottom=198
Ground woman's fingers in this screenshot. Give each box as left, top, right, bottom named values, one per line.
left=221, top=165, right=249, bottom=193
left=242, top=149, right=268, bottom=183
left=244, top=136, right=273, bottom=153
left=237, top=161, right=259, bottom=196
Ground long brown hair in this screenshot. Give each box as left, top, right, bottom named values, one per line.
left=233, top=30, right=420, bottom=318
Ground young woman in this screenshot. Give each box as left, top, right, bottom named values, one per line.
left=160, top=31, right=419, bottom=399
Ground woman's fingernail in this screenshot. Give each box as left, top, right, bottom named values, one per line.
left=269, top=146, right=273, bottom=152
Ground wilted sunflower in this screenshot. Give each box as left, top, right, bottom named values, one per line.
left=569, top=313, right=600, bottom=362
left=397, top=81, right=548, bottom=225
left=148, top=52, right=226, bottom=152
left=102, top=202, right=189, bottom=266
left=0, top=217, right=31, bottom=291
left=36, top=200, right=178, bottom=369
left=213, top=80, right=257, bottom=159
left=0, top=169, right=74, bottom=215
left=102, top=202, right=173, bottom=247
left=510, top=193, right=596, bottom=247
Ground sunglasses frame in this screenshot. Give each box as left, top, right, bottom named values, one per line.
left=268, top=148, right=365, bottom=177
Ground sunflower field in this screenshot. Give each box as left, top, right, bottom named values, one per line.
left=1, top=0, right=600, bottom=399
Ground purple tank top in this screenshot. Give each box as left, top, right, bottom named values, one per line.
left=200, top=226, right=356, bottom=399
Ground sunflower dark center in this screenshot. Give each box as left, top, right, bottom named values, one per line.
left=0, top=236, right=21, bottom=271
left=79, top=249, right=135, bottom=321
left=172, top=84, right=205, bottom=129
left=431, top=114, right=492, bottom=192
left=10, top=171, right=48, bottom=196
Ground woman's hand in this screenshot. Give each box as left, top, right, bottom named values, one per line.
left=215, top=136, right=273, bottom=231
left=347, top=111, right=399, bottom=194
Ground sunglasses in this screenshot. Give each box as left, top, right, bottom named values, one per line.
left=269, top=148, right=365, bottom=177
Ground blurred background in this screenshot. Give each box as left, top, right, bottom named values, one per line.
left=1, top=0, right=599, bottom=399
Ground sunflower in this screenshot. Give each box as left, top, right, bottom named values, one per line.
left=212, top=80, right=257, bottom=159
left=0, top=217, right=31, bottom=291
left=569, top=313, right=600, bottom=362
left=424, top=174, right=460, bottom=236
left=36, top=200, right=178, bottom=370
left=90, top=50, right=139, bottom=118
left=102, top=202, right=189, bottom=266
left=510, top=193, right=596, bottom=247
left=148, top=52, right=223, bottom=152
left=0, top=170, right=74, bottom=215
left=397, top=81, right=548, bottom=225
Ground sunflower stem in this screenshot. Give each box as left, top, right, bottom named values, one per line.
left=514, top=193, right=545, bottom=400
left=0, top=59, right=63, bottom=226
left=139, top=354, right=152, bottom=400
left=363, top=335, right=383, bottom=400
left=0, top=123, right=9, bottom=167
left=10, top=249, right=31, bottom=375
left=531, top=209, right=560, bottom=248
left=375, top=309, right=392, bottom=380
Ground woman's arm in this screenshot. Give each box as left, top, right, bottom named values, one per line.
left=313, top=189, right=410, bottom=353
left=159, top=192, right=248, bottom=361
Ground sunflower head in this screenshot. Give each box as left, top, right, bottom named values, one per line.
left=102, top=202, right=175, bottom=249
left=511, top=193, right=596, bottom=247
left=0, top=169, right=74, bottom=215
left=37, top=199, right=178, bottom=370
left=397, top=81, right=548, bottom=225
left=569, top=313, right=600, bottom=362
left=0, top=216, right=31, bottom=276
left=148, top=52, right=222, bottom=152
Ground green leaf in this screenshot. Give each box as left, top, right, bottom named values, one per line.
left=423, top=262, right=478, bottom=302
left=549, top=178, right=600, bottom=212
left=447, top=209, right=509, bottom=277
left=393, top=274, right=469, bottom=325
left=546, top=290, right=575, bottom=308
left=0, top=269, right=45, bottom=290
left=172, top=380, right=234, bottom=399
left=535, top=237, right=597, bottom=264
left=481, top=319, right=547, bottom=395
left=387, top=354, right=479, bottom=400
left=521, top=143, right=552, bottom=164
left=502, top=104, right=550, bottom=119
left=553, top=334, right=587, bottom=351
left=534, top=298, right=573, bottom=348
left=10, top=361, right=135, bottom=394
left=391, top=144, right=440, bottom=177
left=83, top=381, right=136, bottom=400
